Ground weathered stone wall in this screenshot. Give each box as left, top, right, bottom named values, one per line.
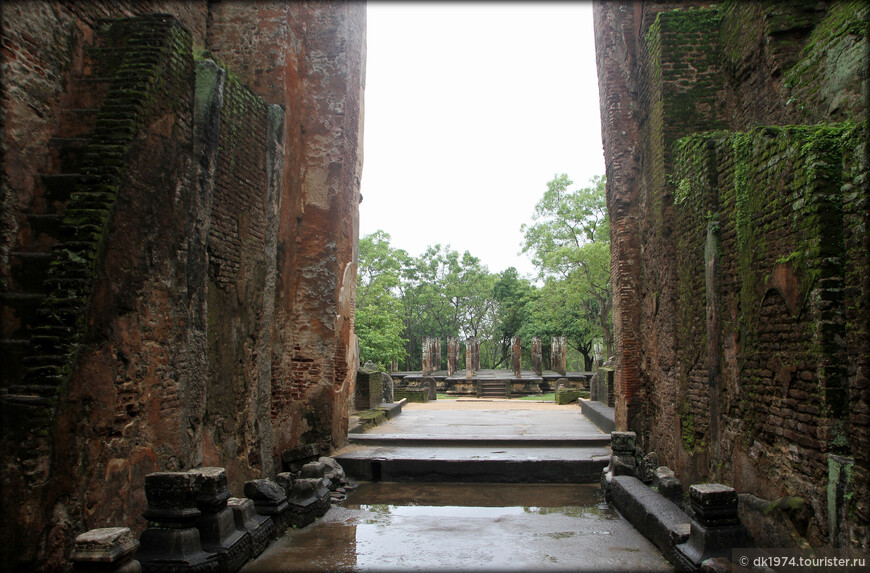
left=0, top=2, right=364, bottom=569
left=206, top=2, right=365, bottom=456
left=595, top=0, right=868, bottom=548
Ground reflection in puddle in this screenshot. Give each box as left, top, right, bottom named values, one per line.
left=242, top=483, right=672, bottom=573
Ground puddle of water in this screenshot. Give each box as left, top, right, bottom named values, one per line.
left=242, top=482, right=671, bottom=573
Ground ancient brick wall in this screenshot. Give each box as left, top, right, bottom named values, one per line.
left=0, top=1, right=207, bottom=271
left=198, top=61, right=283, bottom=493
left=1, top=3, right=364, bottom=569
left=595, top=0, right=868, bottom=548
left=206, top=2, right=365, bottom=457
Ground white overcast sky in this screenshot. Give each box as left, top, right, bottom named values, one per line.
left=359, top=2, right=605, bottom=278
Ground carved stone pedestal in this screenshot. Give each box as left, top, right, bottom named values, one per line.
left=287, top=477, right=331, bottom=529
left=245, top=479, right=290, bottom=536
left=70, top=527, right=140, bottom=573
left=674, top=484, right=748, bottom=573
left=601, top=431, right=637, bottom=500
left=227, top=498, right=273, bottom=558
left=190, top=468, right=251, bottom=573
left=136, top=472, right=219, bottom=573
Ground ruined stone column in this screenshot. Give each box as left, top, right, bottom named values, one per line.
left=434, top=338, right=442, bottom=372
left=465, top=337, right=480, bottom=376
left=447, top=336, right=459, bottom=375
left=227, top=497, right=273, bottom=558
left=245, top=478, right=291, bottom=536
left=531, top=336, right=543, bottom=376
left=552, top=336, right=567, bottom=375
left=511, top=336, right=522, bottom=377
left=422, top=337, right=433, bottom=375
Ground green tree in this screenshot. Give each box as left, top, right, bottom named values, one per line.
left=398, top=244, right=496, bottom=369
left=521, top=174, right=612, bottom=365
left=355, top=231, right=408, bottom=369
left=491, top=267, right=536, bottom=368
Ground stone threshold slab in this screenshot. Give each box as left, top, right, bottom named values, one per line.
left=580, top=399, right=616, bottom=433
left=335, top=455, right=610, bottom=484
left=347, top=434, right=612, bottom=447
left=610, top=475, right=691, bottom=565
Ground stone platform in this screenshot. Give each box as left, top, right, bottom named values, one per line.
left=391, top=369, right=594, bottom=397
left=334, top=401, right=611, bottom=483
left=392, top=369, right=593, bottom=384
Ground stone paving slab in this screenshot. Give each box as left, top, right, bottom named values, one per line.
left=241, top=483, right=673, bottom=573
left=361, top=402, right=607, bottom=438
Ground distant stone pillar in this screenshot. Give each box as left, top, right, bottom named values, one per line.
left=434, top=338, right=442, bottom=372
left=511, top=336, right=522, bottom=377
left=422, top=337, right=433, bottom=375
left=465, top=337, right=480, bottom=375
left=552, top=336, right=567, bottom=375
left=447, top=336, right=460, bottom=375
left=355, top=364, right=382, bottom=410
left=390, top=359, right=398, bottom=373
left=531, top=337, right=543, bottom=376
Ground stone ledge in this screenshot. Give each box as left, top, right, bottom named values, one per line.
left=610, top=475, right=691, bottom=565
left=580, top=399, right=615, bottom=433
left=376, top=399, right=405, bottom=419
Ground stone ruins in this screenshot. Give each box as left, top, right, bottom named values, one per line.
left=0, top=0, right=867, bottom=569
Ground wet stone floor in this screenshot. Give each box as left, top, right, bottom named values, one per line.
left=241, top=482, right=672, bottom=572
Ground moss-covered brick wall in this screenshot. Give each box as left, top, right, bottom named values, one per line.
left=596, top=0, right=868, bottom=549
left=196, top=56, right=283, bottom=494
left=1, top=14, right=201, bottom=570
left=673, top=123, right=862, bottom=538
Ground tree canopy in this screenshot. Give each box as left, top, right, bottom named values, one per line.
left=521, top=174, right=612, bottom=365
left=355, top=174, right=611, bottom=372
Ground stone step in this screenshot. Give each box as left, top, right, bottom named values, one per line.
left=0, top=393, right=56, bottom=407
left=21, top=353, right=70, bottom=368
left=18, top=213, right=63, bottom=253
left=59, top=108, right=99, bottom=138
left=7, top=383, right=60, bottom=398
left=335, top=444, right=611, bottom=484
left=7, top=251, right=53, bottom=293
left=30, top=333, right=74, bottom=354
left=347, top=433, right=611, bottom=448
left=37, top=173, right=103, bottom=214
left=479, top=380, right=507, bottom=397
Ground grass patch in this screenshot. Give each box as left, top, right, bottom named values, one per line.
left=518, top=392, right=556, bottom=401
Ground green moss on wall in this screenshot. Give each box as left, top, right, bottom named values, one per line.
left=783, top=1, right=869, bottom=121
